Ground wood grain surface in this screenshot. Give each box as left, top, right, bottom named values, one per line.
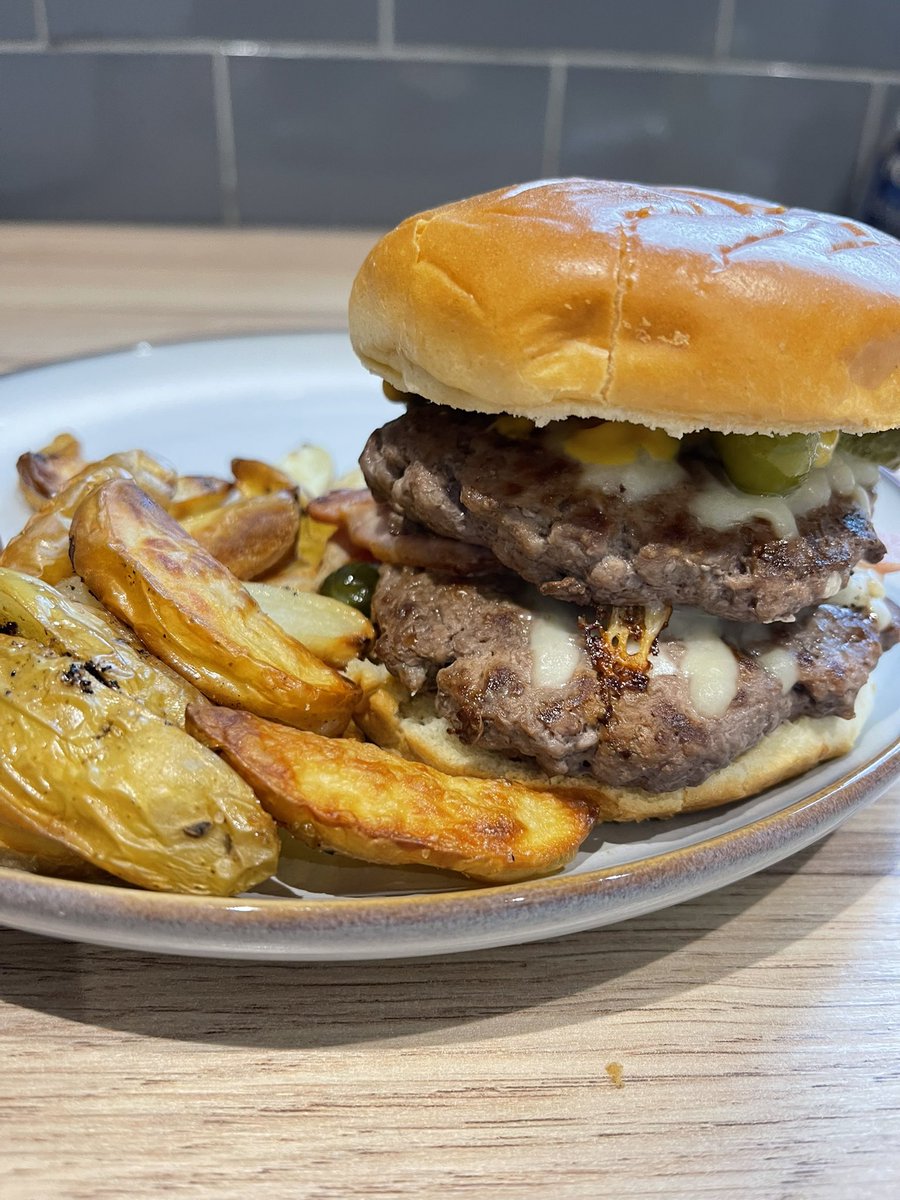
left=0, top=223, right=898, bottom=1200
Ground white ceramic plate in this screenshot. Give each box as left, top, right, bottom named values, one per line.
left=0, top=334, right=898, bottom=961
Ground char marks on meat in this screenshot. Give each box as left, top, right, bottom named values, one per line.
left=372, top=566, right=899, bottom=793
left=361, top=406, right=885, bottom=623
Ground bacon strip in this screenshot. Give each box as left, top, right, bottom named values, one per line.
left=309, top=489, right=500, bottom=575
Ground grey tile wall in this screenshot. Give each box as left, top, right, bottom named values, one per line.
left=731, top=0, right=900, bottom=73
left=231, top=57, right=548, bottom=226
left=43, top=0, right=378, bottom=44
left=0, top=1, right=35, bottom=40
left=1, top=0, right=899, bottom=228
left=0, top=54, right=221, bottom=222
left=394, top=0, right=719, bottom=57
left=561, top=70, right=870, bottom=212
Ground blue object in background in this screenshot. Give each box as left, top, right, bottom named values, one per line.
left=860, top=119, right=900, bottom=238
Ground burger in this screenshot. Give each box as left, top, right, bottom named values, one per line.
left=330, top=179, right=900, bottom=821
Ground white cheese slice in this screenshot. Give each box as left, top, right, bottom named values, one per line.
left=528, top=597, right=585, bottom=689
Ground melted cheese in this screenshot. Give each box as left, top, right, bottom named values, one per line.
left=528, top=598, right=584, bottom=689
left=661, top=611, right=739, bottom=718
left=543, top=423, right=687, bottom=501
left=577, top=456, right=687, bottom=502
left=562, top=422, right=680, bottom=467
left=757, top=647, right=798, bottom=694
left=830, top=568, right=892, bottom=630
left=689, top=452, right=873, bottom=541
left=689, top=483, right=800, bottom=539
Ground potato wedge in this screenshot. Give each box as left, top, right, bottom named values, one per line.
left=0, top=566, right=200, bottom=724
left=55, top=573, right=108, bottom=613
left=17, top=433, right=87, bottom=509
left=278, top=444, right=335, bottom=504
left=186, top=703, right=595, bottom=883
left=245, top=582, right=373, bottom=668
left=182, top=492, right=299, bottom=580
left=70, top=479, right=359, bottom=736
left=0, top=638, right=279, bottom=895
left=232, top=458, right=299, bottom=499
left=100, top=449, right=178, bottom=501
left=0, top=816, right=101, bottom=879
left=169, top=475, right=233, bottom=520
left=1, top=463, right=130, bottom=582
left=0, top=451, right=176, bottom=584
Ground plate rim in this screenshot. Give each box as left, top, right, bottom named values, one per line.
left=1, top=334, right=898, bottom=956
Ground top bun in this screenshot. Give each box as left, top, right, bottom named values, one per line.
left=349, top=179, right=900, bottom=436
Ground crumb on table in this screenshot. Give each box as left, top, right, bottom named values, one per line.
left=605, top=1062, right=625, bottom=1088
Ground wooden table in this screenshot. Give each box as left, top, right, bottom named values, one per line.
left=0, top=223, right=898, bottom=1200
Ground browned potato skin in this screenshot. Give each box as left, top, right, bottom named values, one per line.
left=17, top=433, right=87, bottom=509
left=0, top=815, right=101, bottom=879
left=0, top=639, right=279, bottom=895
left=2, top=464, right=130, bottom=582
left=1, top=451, right=176, bottom=584
left=231, top=458, right=299, bottom=499
left=70, top=479, right=359, bottom=736
left=182, top=493, right=300, bottom=580
left=0, top=566, right=201, bottom=725
left=169, top=475, right=233, bottom=520
left=186, top=703, right=595, bottom=883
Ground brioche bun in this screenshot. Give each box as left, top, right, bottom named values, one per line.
left=347, top=661, right=874, bottom=823
left=349, top=179, right=900, bottom=438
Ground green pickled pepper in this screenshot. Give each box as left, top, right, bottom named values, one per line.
left=318, top=562, right=381, bottom=617
left=714, top=432, right=822, bottom=495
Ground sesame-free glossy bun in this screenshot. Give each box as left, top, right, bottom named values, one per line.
left=349, top=179, right=900, bottom=436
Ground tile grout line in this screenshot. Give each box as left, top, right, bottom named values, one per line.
left=541, top=57, right=568, bottom=177
left=377, top=0, right=395, bottom=52
left=713, top=0, right=736, bottom=59
left=211, top=52, right=241, bottom=227
left=0, top=37, right=896, bottom=86
left=849, top=81, right=889, bottom=213
left=31, top=0, right=48, bottom=46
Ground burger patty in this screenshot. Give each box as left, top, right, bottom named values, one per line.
left=372, top=566, right=899, bottom=793
left=361, top=405, right=885, bottom=623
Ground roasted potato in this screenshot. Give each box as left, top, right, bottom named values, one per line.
left=186, top=703, right=595, bottom=883
left=182, top=492, right=300, bottom=580
left=0, top=811, right=106, bottom=878
left=0, top=566, right=200, bottom=724
left=261, top=510, right=349, bottom=591
left=2, top=463, right=130, bottom=583
left=70, top=479, right=359, bottom=736
left=0, top=451, right=176, bottom=584
left=278, top=444, right=335, bottom=503
left=0, top=638, right=279, bottom=894
left=0, top=816, right=102, bottom=879
left=16, top=433, right=87, bottom=509
left=232, top=458, right=299, bottom=499
left=245, top=581, right=373, bottom=668
left=55, top=573, right=109, bottom=613
left=169, top=475, right=233, bottom=520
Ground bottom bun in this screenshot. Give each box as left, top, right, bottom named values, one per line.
left=348, top=661, right=874, bottom=823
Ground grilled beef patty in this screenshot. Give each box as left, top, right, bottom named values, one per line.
left=361, top=406, right=884, bottom=623
left=372, top=566, right=898, bottom=792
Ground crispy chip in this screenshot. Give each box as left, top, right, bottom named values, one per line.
left=186, top=702, right=595, bottom=883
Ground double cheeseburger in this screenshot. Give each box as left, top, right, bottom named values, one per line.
left=341, top=179, right=900, bottom=820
